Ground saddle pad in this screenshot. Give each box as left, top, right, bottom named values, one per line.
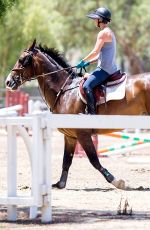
left=99, top=75, right=127, bottom=104
left=79, top=75, right=127, bottom=105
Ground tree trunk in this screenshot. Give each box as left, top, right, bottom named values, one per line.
left=118, top=37, right=144, bottom=75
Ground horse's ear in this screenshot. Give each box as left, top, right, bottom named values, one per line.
left=28, top=39, right=36, bottom=51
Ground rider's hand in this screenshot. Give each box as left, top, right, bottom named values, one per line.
left=76, top=60, right=90, bottom=69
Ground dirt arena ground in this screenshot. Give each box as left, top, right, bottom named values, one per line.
left=0, top=129, right=150, bottom=229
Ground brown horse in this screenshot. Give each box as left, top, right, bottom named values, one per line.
left=5, top=40, right=150, bottom=190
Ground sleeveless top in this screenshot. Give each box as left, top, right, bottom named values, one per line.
left=97, top=31, right=118, bottom=75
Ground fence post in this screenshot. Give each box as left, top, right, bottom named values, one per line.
left=41, top=120, right=52, bottom=223
left=29, top=115, right=43, bottom=219
left=7, top=125, right=17, bottom=221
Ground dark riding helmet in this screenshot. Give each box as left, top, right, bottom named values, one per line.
left=87, top=7, right=111, bottom=23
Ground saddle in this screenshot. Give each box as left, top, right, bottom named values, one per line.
left=79, top=70, right=126, bottom=105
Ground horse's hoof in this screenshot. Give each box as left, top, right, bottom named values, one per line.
left=111, top=179, right=126, bottom=190
left=52, top=181, right=66, bottom=189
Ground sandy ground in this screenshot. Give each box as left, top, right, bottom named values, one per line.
left=0, top=128, right=150, bottom=229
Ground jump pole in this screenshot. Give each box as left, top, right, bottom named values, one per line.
left=105, top=131, right=150, bottom=143
left=97, top=138, right=150, bottom=156
left=97, top=140, right=144, bottom=155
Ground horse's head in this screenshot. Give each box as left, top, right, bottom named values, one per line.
left=5, top=39, right=37, bottom=90
left=6, top=39, right=76, bottom=93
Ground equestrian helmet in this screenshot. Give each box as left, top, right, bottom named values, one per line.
left=87, top=7, right=111, bottom=22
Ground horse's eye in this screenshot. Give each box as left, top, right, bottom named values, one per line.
left=19, top=55, right=32, bottom=67
left=19, top=57, right=24, bottom=65
left=23, top=55, right=32, bottom=67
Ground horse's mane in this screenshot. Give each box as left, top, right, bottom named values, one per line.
left=37, top=44, right=76, bottom=77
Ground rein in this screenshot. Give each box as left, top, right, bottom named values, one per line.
left=31, top=65, right=77, bottom=80
left=12, top=65, right=77, bottom=81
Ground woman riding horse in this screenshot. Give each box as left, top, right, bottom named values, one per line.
left=5, top=34, right=150, bottom=191
left=5, top=40, right=128, bottom=190
left=76, top=7, right=118, bottom=115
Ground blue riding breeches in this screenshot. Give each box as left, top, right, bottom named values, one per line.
left=83, top=67, right=109, bottom=92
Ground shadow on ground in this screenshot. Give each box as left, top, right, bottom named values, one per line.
left=0, top=206, right=150, bottom=225
left=66, top=186, right=150, bottom=192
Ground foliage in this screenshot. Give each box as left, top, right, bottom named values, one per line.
left=99, top=0, right=150, bottom=73
left=0, top=0, right=65, bottom=85
left=0, top=0, right=18, bottom=19
left=1, top=0, right=150, bottom=86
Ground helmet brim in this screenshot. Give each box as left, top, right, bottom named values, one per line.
left=86, top=13, right=100, bottom=19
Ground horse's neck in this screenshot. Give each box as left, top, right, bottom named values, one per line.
left=36, top=52, right=69, bottom=91
left=37, top=69, right=71, bottom=110
left=35, top=51, right=74, bottom=110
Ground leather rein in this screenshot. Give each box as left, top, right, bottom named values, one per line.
left=12, top=65, right=77, bottom=82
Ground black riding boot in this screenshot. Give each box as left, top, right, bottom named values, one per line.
left=84, top=89, right=96, bottom=115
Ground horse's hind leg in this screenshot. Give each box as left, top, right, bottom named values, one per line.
left=52, top=135, right=77, bottom=189
left=77, top=132, right=125, bottom=190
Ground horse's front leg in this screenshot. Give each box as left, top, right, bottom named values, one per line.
left=77, top=132, right=125, bottom=190
left=52, top=135, right=77, bottom=189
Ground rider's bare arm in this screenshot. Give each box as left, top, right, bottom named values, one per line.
left=89, top=54, right=99, bottom=64
left=83, top=28, right=112, bottom=63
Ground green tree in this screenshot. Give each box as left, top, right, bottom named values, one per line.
left=49, top=0, right=150, bottom=74
left=0, top=0, right=18, bottom=19
left=1, top=0, right=150, bottom=87
left=0, top=0, right=65, bottom=85
left=99, top=0, right=150, bottom=74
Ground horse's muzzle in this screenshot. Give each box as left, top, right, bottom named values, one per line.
left=5, top=75, right=20, bottom=90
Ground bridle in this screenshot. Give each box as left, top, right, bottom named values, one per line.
left=10, top=48, right=79, bottom=112
left=11, top=50, right=36, bottom=86
left=11, top=49, right=76, bottom=85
